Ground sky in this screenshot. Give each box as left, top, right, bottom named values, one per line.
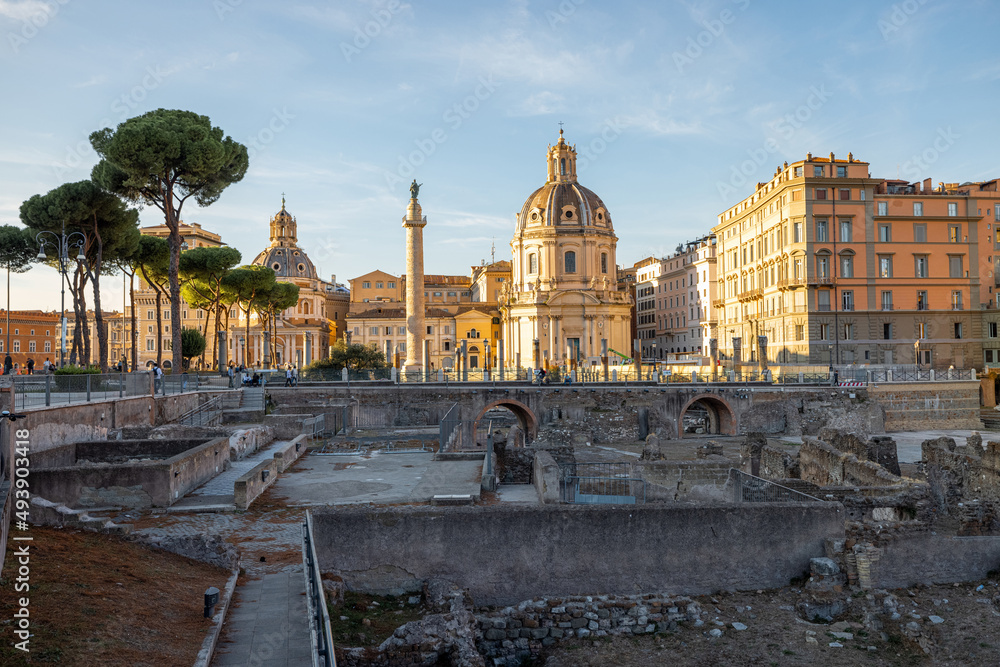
left=2, top=0, right=998, bottom=312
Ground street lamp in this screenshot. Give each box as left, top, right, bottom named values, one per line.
left=36, top=221, right=85, bottom=369
left=914, top=339, right=920, bottom=372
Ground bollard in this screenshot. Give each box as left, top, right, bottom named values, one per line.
left=204, top=586, right=220, bottom=618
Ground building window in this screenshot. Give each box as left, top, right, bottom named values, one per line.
left=44, top=341, right=51, bottom=352
left=426, top=325, right=433, bottom=335
left=840, top=255, right=853, bottom=278
left=819, top=323, right=830, bottom=339
left=388, top=281, right=395, bottom=288
left=913, top=202, right=923, bottom=216
left=146, top=339, right=154, bottom=351
left=433, top=291, right=442, bottom=297
left=883, top=322, right=893, bottom=340
left=815, top=219, right=828, bottom=242
left=794, top=166, right=803, bottom=177
left=444, top=326, right=450, bottom=334
left=881, top=291, right=893, bottom=311
left=878, top=256, right=892, bottom=278
left=398, top=327, right=405, bottom=335
left=990, top=322, right=999, bottom=338
left=353, top=327, right=360, bottom=335
left=362, top=281, right=371, bottom=289
left=949, top=256, right=964, bottom=278
left=370, top=327, right=378, bottom=335
left=844, top=323, right=854, bottom=340
left=28, top=341, right=36, bottom=352
left=564, top=251, right=576, bottom=273
left=839, top=188, right=850, bottom=201
left=955, top=322, right=963, bottom=339
left=793, top=222, right=803, bottom=243
left=917, top=322, right=927, bottom=339
left=877, top=201, right=888, bottom=216
left=917, top=291, right=928, bottom=310
left=878, top=224, right=891, bottom=242
left=915, top=256, right=928, bottom=278
left=443, top=341, right=451, bottom=351
left=952, top=291, right=964, bottom=310
left=815, top=188, right=827, bottom=200
left=837, top=165, right=847, bottom=178
left=817, top=256, right=829, bottom=278
left=376, top=282, right=383, bottom=289
left=839, top=220, right=851, bottom=242
left=601, top=252, right=608, bottom=274
left=147, top=310, right=153, bottom=320
left=948, top=202, right=958, bottom=216
left=913, top=223, right=927, bottom=243
left=948, top=225, right=960, bottom=243
left=842, top=290, right=854, bottom=311
left=384, top=326, right=392, bottom=335
left=795, top=324, right=804, bottom=340
left=447, top=292, right=456, bottom=297
left=817, top=290, right=831, bottom=312
left=813, top=165, right=824, bottom=177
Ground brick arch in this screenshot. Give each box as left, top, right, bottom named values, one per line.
left=474, top=398, right=538, bottom=445
left=678, top=394, right=737, bottom=439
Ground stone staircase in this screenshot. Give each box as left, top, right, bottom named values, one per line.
left=979, top=409, right=1000, bottom=431
left=222, top=387, right=266, bottom=424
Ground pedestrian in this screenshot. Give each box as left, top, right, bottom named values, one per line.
left=227, top=363, right=235, bottom=388
left=42, top=357, right=51, bottom=373
left=3, top=353, right=11, bottom=375
left=26, top=358, right=34, bottom=375
left=284, top=364, right=293, bottom=387
left=153, top=362, right=163, bottom=392
left=291, top=365, right=297, bottom=386
left=121, top=357, right=128, bottom=373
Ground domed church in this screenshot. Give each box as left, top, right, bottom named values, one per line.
left=503, top=130, right=633, bottom=369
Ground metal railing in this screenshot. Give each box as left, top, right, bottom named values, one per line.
left=439, top=403, right=462, bottom=451
left=13, top=372, right=152, bottom=411
left=302, top=511, right=336, bottom=667
left=558, top=462, right=645, bottom=505
left=310, top=413, right=326, bottom=439
left=728, top=468, right=820, bottom=503
left=174, top=395, right=223, bottom=427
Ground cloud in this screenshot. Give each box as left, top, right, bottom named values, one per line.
left=509, top=91, right=564, bottom=117
left=0, top=0, right=49, bottom=21
left=73, top=74, right=107, bottom=88
left=619, top=110, right=703, bottom=137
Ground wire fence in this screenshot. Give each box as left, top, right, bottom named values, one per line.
left=727, top=468, right=821, bottom=503
left=302, top=511, right=336, bottom=667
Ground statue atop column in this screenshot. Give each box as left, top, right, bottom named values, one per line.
left=410, top=180, right=422, bottom=199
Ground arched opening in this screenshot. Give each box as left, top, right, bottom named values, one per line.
left=474, top=399, right=538, bottom=447
left=677, top=394, right=736, bottom=438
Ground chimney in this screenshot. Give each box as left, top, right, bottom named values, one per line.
left=923, top=178, right=932, bottom=193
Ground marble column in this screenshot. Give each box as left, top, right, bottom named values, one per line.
left=403, top=193, right=427, bottom=372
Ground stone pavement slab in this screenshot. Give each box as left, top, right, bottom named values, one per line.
left=497, top=483, right=538, bottom=503
left=192, top=438, right=296, bottom=497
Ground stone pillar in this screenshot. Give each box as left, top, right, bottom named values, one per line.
left=422, top=338, right=430, bottom=381
left=217, top=331, right=228, bottom=375
left=461, top=339, right=468, bottom=381
left=601, top=338, right=608, bottom=382
left=498, top=338, right=505, bottom=380
left=384, top=339, right=392, bottom=366
left=403, top=195, right=427, bottom=372
left=532, top=338, right=540, bottom=369
left=305, top=333, right=312, bottom=366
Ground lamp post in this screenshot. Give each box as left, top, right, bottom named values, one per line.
left=35, top=221, right=85, bottom=369
left=914, top=339, right=920, bottom=373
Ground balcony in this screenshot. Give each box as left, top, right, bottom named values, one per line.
left=880, top=304, right=894, bottom=311
left=737, top=288, right=763, bottom=302
left=817, top=304, right=831, bottom=312
left=776, top=277, right=806, bottom=291
left=809, top=276, right=835, bottom=286
left=952, top=304, right=964, bottom=311
left=917, top=303, right=929, bottom=311
left=712, top=298, right=726, bottom=310
left=841, top=304, right=854, bottom=312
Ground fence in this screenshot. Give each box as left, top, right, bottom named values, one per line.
left=13, top=372, right=152, bottom=411
left=558, top=462, right=646, bottom=505
left=439, top=403, right=462, bottom=451
left=174, top=395, right=224, bottom=427
left=302, top=511, right=336, bottom=667
left=727, top=468, right=820, bottom=503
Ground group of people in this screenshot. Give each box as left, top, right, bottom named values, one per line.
left=2, top=354, right=54, bottom=375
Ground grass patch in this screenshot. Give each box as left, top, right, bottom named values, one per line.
left=329, top=591, right=424, bottom=647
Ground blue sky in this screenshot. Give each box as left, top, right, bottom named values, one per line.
left=2, top=0, right=998, bottom=311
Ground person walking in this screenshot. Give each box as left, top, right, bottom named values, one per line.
left=227, top=363, right=235, bottom=389
left=42, top=357, right=51, bottom=373
left=153, top=362, right=163, bottom=392
left=284, top=364, right=293, bottom=387
left=26, top=358, right=34, bottom=375
left=3, top=353, right=11, bottom=375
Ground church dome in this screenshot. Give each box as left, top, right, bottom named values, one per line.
left=251, top=197, right=318, bottom=280
left=516, top=129, right=614, bottom=233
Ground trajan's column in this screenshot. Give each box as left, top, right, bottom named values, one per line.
left=402, top=180, right=426, bottom=372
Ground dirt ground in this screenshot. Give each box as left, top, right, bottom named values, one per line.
left=0, top=527, right=228, bottom=667
left=534, top=581, right=1000, bottom=667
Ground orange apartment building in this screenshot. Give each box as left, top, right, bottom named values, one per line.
left=713, top=153, right=1000, bottom=369
left=0, top=310, right=59, bottom=370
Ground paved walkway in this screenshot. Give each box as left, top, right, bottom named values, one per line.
left=211, top=567, right=311, bottom=667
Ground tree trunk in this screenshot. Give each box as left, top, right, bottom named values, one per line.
left=129, top=272, right=137, bottom=371
left=164, top=187, right=183, bottom=374
left=155, top=291, right=163, bottom=366
left=89, top=215, right=109, bottom=372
